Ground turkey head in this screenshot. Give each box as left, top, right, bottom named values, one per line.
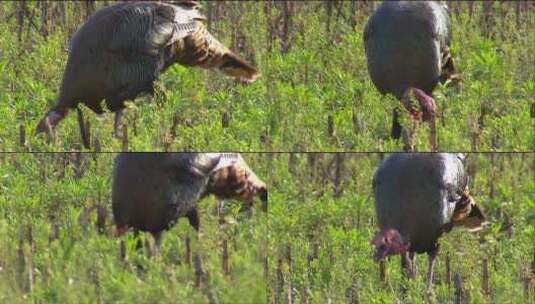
left=371, top=229, right=410, bottom=261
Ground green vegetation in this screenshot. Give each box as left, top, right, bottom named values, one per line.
left=0, top=2, right=533, bottom=152
left=0, top=153, right=268, bottom=303
left=0, top=1, right=533, bottom=302
left=268, top=153, right=534, bottom=303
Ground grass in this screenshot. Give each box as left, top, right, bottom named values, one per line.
left=0, top=2, right=533, bottom=152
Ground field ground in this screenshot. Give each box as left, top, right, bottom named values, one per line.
left=0, top=153, right=269, bottom=303
left=268, top=153, right=534, bottom=303
left=0, top=1, right=533, bottom=151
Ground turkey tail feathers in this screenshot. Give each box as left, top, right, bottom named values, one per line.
left=451, top=194, right=488, bottom=232
left=175, top=25, right=260, bottom=83
left=200, top=28, right=259, bottom=83
left=219, top=51, right=260, bottom=83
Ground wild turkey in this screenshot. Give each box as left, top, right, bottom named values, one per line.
left=363, top=1, right=458, bottom=140
left=36, top=1, right=259, bottom=139
left=112, top=152, right=267, bottom=248
left=371, top=153, right=486, bottom=289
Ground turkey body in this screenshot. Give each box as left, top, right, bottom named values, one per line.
left=364, top=1, right=453, bottom=138
left=37, top=1, right=258, bottom=135
left=112, top=153, right=212, bottom=236
left=372, top=153, right=486, bottom=288
left=364, top=1, right=449, bottom=99
left=112, top=153, right=267, bottom=246
left=373, top=153, right=466, bottom=254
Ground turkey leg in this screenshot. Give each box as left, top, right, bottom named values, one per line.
left=429, top=116, right=438, bottom=151
left=409, top=251, right=417, bottom=276
left=114, top=108, right=125, bottom=138
left=186, top=208, right=201, bottom=232
left=152, top=232, right=163, bottom=256
left=391, top=108, right=403, bottom=140
left=133, top=229, right=143, bottom=251
left=426, top=244, right=439, bottom=290
left=76, top=107, right=90, bottom=149
left=106, top=90, right=131, bottom=139
left=401, top=251, right=416, bottom=279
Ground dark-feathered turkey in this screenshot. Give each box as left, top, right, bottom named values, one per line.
left=364, top=1, right=457, bottom=139
left=112, top=152, right=267, bottom=247
left=371, top=153, right=486, bottom=289
left=36, top=1, right=259, bottom=136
